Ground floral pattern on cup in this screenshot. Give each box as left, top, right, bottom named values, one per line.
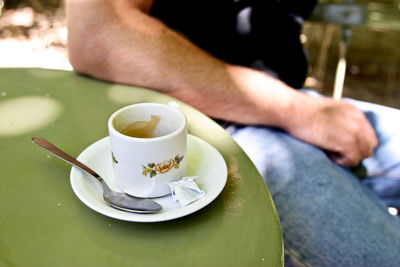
left=142, top=155, right=184, bottom=178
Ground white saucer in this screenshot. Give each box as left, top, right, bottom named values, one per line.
left=70, top=134, right=227, bottom=222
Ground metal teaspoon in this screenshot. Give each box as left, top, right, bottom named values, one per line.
left=32, top=137, right=162, bottom=213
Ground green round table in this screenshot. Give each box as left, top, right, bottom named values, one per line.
left=0, top=68, right=283, bottom=266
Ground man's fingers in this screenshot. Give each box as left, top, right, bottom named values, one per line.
left=329, top=150, right=361, bottom=167
left=357, top=121, right=378, bottom=159
left=329, top=128, right=377, bottom=167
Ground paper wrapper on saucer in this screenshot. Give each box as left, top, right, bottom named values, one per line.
left=167, top=176, right=205, bottom=207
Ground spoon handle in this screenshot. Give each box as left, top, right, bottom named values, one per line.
left=32, top=137, right=102, bottom=183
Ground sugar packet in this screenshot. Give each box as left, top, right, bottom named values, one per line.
left=167, top=176, right=206, bottom=207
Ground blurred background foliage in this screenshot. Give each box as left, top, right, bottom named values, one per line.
left=304, top=0, right=400, bottom=107
left=2, top=0, right=61, bottom=10
left=0, top=0, right=399, bottom=108
left=0, top=0, right=69, bottom=70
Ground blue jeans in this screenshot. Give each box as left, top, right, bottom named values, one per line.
left=225, top=93, right=400, bottom=266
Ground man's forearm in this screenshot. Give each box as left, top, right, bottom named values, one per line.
left=66, top=0, right=307, bottom=128
left=66, top=0, right=377, bottom=166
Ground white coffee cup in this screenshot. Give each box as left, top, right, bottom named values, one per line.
left=108, top=103, right=187, bottom=198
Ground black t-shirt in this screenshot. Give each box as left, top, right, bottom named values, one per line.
left=150, top=0, right=317, bottom=88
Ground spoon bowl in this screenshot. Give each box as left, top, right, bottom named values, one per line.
left=32, top=137, right=162, bottom=213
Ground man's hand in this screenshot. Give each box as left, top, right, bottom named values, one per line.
left=286, top=96, right=378, bottom=166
